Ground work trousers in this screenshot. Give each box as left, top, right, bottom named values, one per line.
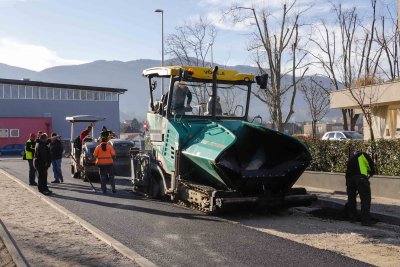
left=98, top=164, right=115, bottom=193
left=346, top=174, right=371, bottom=223
left=37, top=168, right=49, bottom=193
left=27, top=159, right=36, bottom=184
left=52, top=159, right=63, bottom=182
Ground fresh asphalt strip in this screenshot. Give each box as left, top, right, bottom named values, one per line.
left=314, top=197, right=400, bottom=226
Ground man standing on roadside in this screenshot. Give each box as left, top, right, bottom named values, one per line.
left=93, top=137, right=116, bottom=194
left=34, top=133, right=52, bottom=195
left=49, top=132, right=64, bottom=183
left=345, top=149, right=375, bottom=226
left=25, top=133, right=37, bottom=186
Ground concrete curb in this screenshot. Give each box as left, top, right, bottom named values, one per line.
left=0, top=219, right=29, bottom=267
left=0, top=169, right=157, bottom=267
left=316, top=197, right=400, bottom=226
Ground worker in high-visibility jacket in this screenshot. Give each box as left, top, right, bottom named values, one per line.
left=24, top=133, right=37, bottom=186
left=93, top=137, right=116, bottom=194
left=345, top=150, right=375, bottom=226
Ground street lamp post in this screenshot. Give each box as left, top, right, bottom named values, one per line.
left=155, top=9, right=164, bottom=94
left=209, top=42, right=213, bottom=67
left=205, top=42, right=214, bottom=67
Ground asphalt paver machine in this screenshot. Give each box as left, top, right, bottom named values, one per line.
left=131, top=66, right=316, bottom=213
left=66, top=115, right=105, bottom=181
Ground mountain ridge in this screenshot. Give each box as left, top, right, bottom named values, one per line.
left=0, top=60, right=340, bottom=122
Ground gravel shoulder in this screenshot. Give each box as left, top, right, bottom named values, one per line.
left=0, top=171, right=136, bottom=267
left=227, top=207, right=400, bottom=267
left=0, top=236, right=15, bottom=267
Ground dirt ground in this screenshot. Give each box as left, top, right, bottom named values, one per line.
left=0, top=172, right=136, bottom=267
left=229, top=207, right=400, bottom=267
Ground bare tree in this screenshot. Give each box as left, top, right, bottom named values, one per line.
left=300, top=77, right=330, bottom=139
left=165, top=16, right=218, bottom=108
left=224, top=0, right=310, bottom=131
left=166, top=16, right=217, bottom=67
left=309, top=5, right=357, bottom=130
left=309, top=0, right=384, bottom=132
left=376, top=8, right=400, bottom=80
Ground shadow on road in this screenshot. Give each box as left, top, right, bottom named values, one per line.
left=50, top=192, right=221, bottom=222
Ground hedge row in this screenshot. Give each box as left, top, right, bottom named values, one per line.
left=303, top=139, right=400, bottom=176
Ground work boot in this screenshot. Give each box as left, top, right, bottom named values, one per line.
left=51, top=180, right=60, bottom=183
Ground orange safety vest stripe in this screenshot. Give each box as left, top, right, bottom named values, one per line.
left=93, top=143, right=115, bottom=165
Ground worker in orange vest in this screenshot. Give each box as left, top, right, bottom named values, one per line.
left=93, top=137, right=116, bottom=194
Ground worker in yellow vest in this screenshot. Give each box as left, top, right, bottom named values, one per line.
left=93, top=137, right=116, bottom=194
left=24, top=133, right=37, bottom=186
left=345, top=150, right=375, bottom=226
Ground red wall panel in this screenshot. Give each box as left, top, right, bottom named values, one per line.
left=0, top=118, right=52, bottom=147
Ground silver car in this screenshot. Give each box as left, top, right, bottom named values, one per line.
left=321, top=131, right=363, bottom=140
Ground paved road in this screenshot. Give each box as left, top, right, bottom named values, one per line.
left=0, top=157, right=370, bottom=267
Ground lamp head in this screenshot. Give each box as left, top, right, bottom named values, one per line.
left=154, top=9, right=163, bottom=13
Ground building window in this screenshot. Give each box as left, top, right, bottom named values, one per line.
left=87, top=91, right=94, bottom=100
left=32, top=86, right=39, bottom=99
left=9, top=129, right=19, bottom=138
left=11, top=85, right=18, bottom=99
left=0, top=129, right=9, bottom=138
left=54, top=88, right=60, bottom=100
left=47, top=88, right=53, bottom=100
left=67, top=89, right=73, bottom=100
left=81, top=90, right=87, bottom=100
left=61, top=89, right=68, bottom=100
left=112, top=93, right=118, bottom=101
left=0, top=85, right=3, bottom=99
left=94, top=91, right=100, bottom=101
left=18, top=85, right=26, bottom=99
left=99, top=92, right=105, bottom=101
left=3, top=85, right=10, bottom=99
left=105, top=92, right=111, bottom=101
left=26, top=86, right=32, bottom=99
left=73, top=89, right=80, bottom=100
left=40, top=87, right=46, bottom=99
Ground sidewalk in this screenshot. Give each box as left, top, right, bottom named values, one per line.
left=304, top=186, right=400, bottom=225
left=0, top=170, right=139, bottom=267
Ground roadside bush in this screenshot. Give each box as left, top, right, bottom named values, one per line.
left=303, top=139, right=400, bottom=176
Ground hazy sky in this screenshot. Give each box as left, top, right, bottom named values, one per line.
left=0, top=0, right=395, bottom=71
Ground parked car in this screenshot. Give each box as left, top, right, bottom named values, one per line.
left=0, top=144, right=25, bottom=156
left=321, top=131, right=363, bottom=140
left=108, top=139, right=136, bottom=176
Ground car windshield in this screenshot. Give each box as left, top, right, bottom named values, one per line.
left=169, top=81, right=249, bottom=118
left=113, top=142, right=134, bottom=150
left=343, top=131, right=363, bottom=139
